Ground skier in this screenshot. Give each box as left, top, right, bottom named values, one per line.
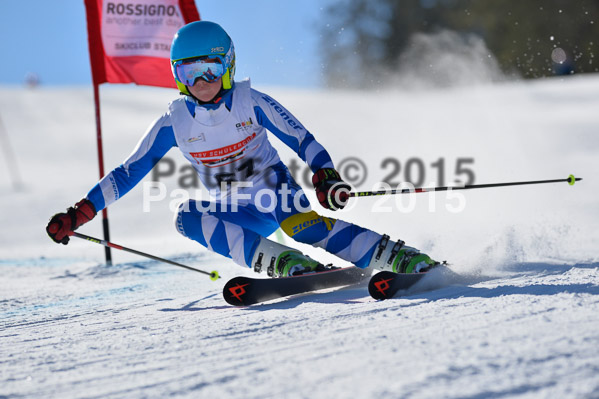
left=46, top=21, right=437, bottom=277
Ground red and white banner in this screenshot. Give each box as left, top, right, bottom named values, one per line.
left=84, top=0, right=200, bottom=87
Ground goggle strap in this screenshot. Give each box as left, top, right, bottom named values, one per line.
left=222, top=69, right=231, bottom=90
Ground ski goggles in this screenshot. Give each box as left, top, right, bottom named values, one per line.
left=173, top=55, right=226, bottom=86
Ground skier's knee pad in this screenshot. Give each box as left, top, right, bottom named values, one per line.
left=173, top=199, right=216, bottom=247
left=173, top=199, right=211, bottom=237
left=280, top=211, right=336, bottom=244
left=173, top=200, right=193, bottom=238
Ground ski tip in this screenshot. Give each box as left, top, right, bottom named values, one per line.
left=368, top=271, right=395, bottom=300
left=223, top=277, right=253, bottom=306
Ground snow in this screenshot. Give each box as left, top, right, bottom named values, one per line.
left=1, top=75, right=599, bottom=398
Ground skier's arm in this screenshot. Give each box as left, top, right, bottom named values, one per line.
left=47, top=114, right=177, bottom=244
left=251, top=89, right=350, bottom=211
left=86, top=113, right=177, bottom=212
left=251, top=89, right=334, bottom=173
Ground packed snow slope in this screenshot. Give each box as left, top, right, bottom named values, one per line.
left=1, top=75, right=599, bottom=398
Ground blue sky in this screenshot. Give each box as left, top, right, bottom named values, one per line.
left=0, top=1, right=338, bottom=88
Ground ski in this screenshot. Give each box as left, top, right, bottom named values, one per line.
left=368, top=265, right=453, bottom=300
left=223, top=266, right=369, bottom=306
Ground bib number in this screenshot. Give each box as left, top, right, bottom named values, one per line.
left=214, top=158, right=255, bottom=186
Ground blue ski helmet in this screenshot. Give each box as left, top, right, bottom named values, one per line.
left=170, top=21, right=236, bottom=94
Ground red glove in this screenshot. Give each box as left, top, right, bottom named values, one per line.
left=312, top=168, right=351, bottom=211
left=46, top=199, right=96, bottom=245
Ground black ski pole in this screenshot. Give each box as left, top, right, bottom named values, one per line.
left=71, top=232, right=220, bottom=280
left=350, top=175, right=581, bottom=198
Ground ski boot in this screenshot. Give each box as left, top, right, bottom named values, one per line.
left=251, top=237, right=334, bottom=278
left=368, top=235, right=437, bottom=274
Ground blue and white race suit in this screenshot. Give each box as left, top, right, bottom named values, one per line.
left=87, top=80, right=381, bottom=269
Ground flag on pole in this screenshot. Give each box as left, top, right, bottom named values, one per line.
left=83, top=0, right=199, bottom=265
left=84, top=0, right=200, bottom=87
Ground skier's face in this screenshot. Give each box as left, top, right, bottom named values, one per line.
left=188, top=77, right=222, bottom=102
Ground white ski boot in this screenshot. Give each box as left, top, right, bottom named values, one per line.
left=368, top=235, right=437, bottom=273
left=251, top=237, right=333, bottom=278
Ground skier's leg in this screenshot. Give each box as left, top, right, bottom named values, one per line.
left=280, top=210, right=379, bottom=267
left=274, top=173, right=437, bottom=273
left=174, top=198, right=329, bottom=277
left=174, top=199, right=278, bottom=268
left=261, top=161, right=436, bottom=273
left=261, top=169, right=382, bottom=269
left=195, top=161, right=342, bottom=277
left=281, top=210, right=437, bottom=273
left=265, top=165, right=387, bottom=270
